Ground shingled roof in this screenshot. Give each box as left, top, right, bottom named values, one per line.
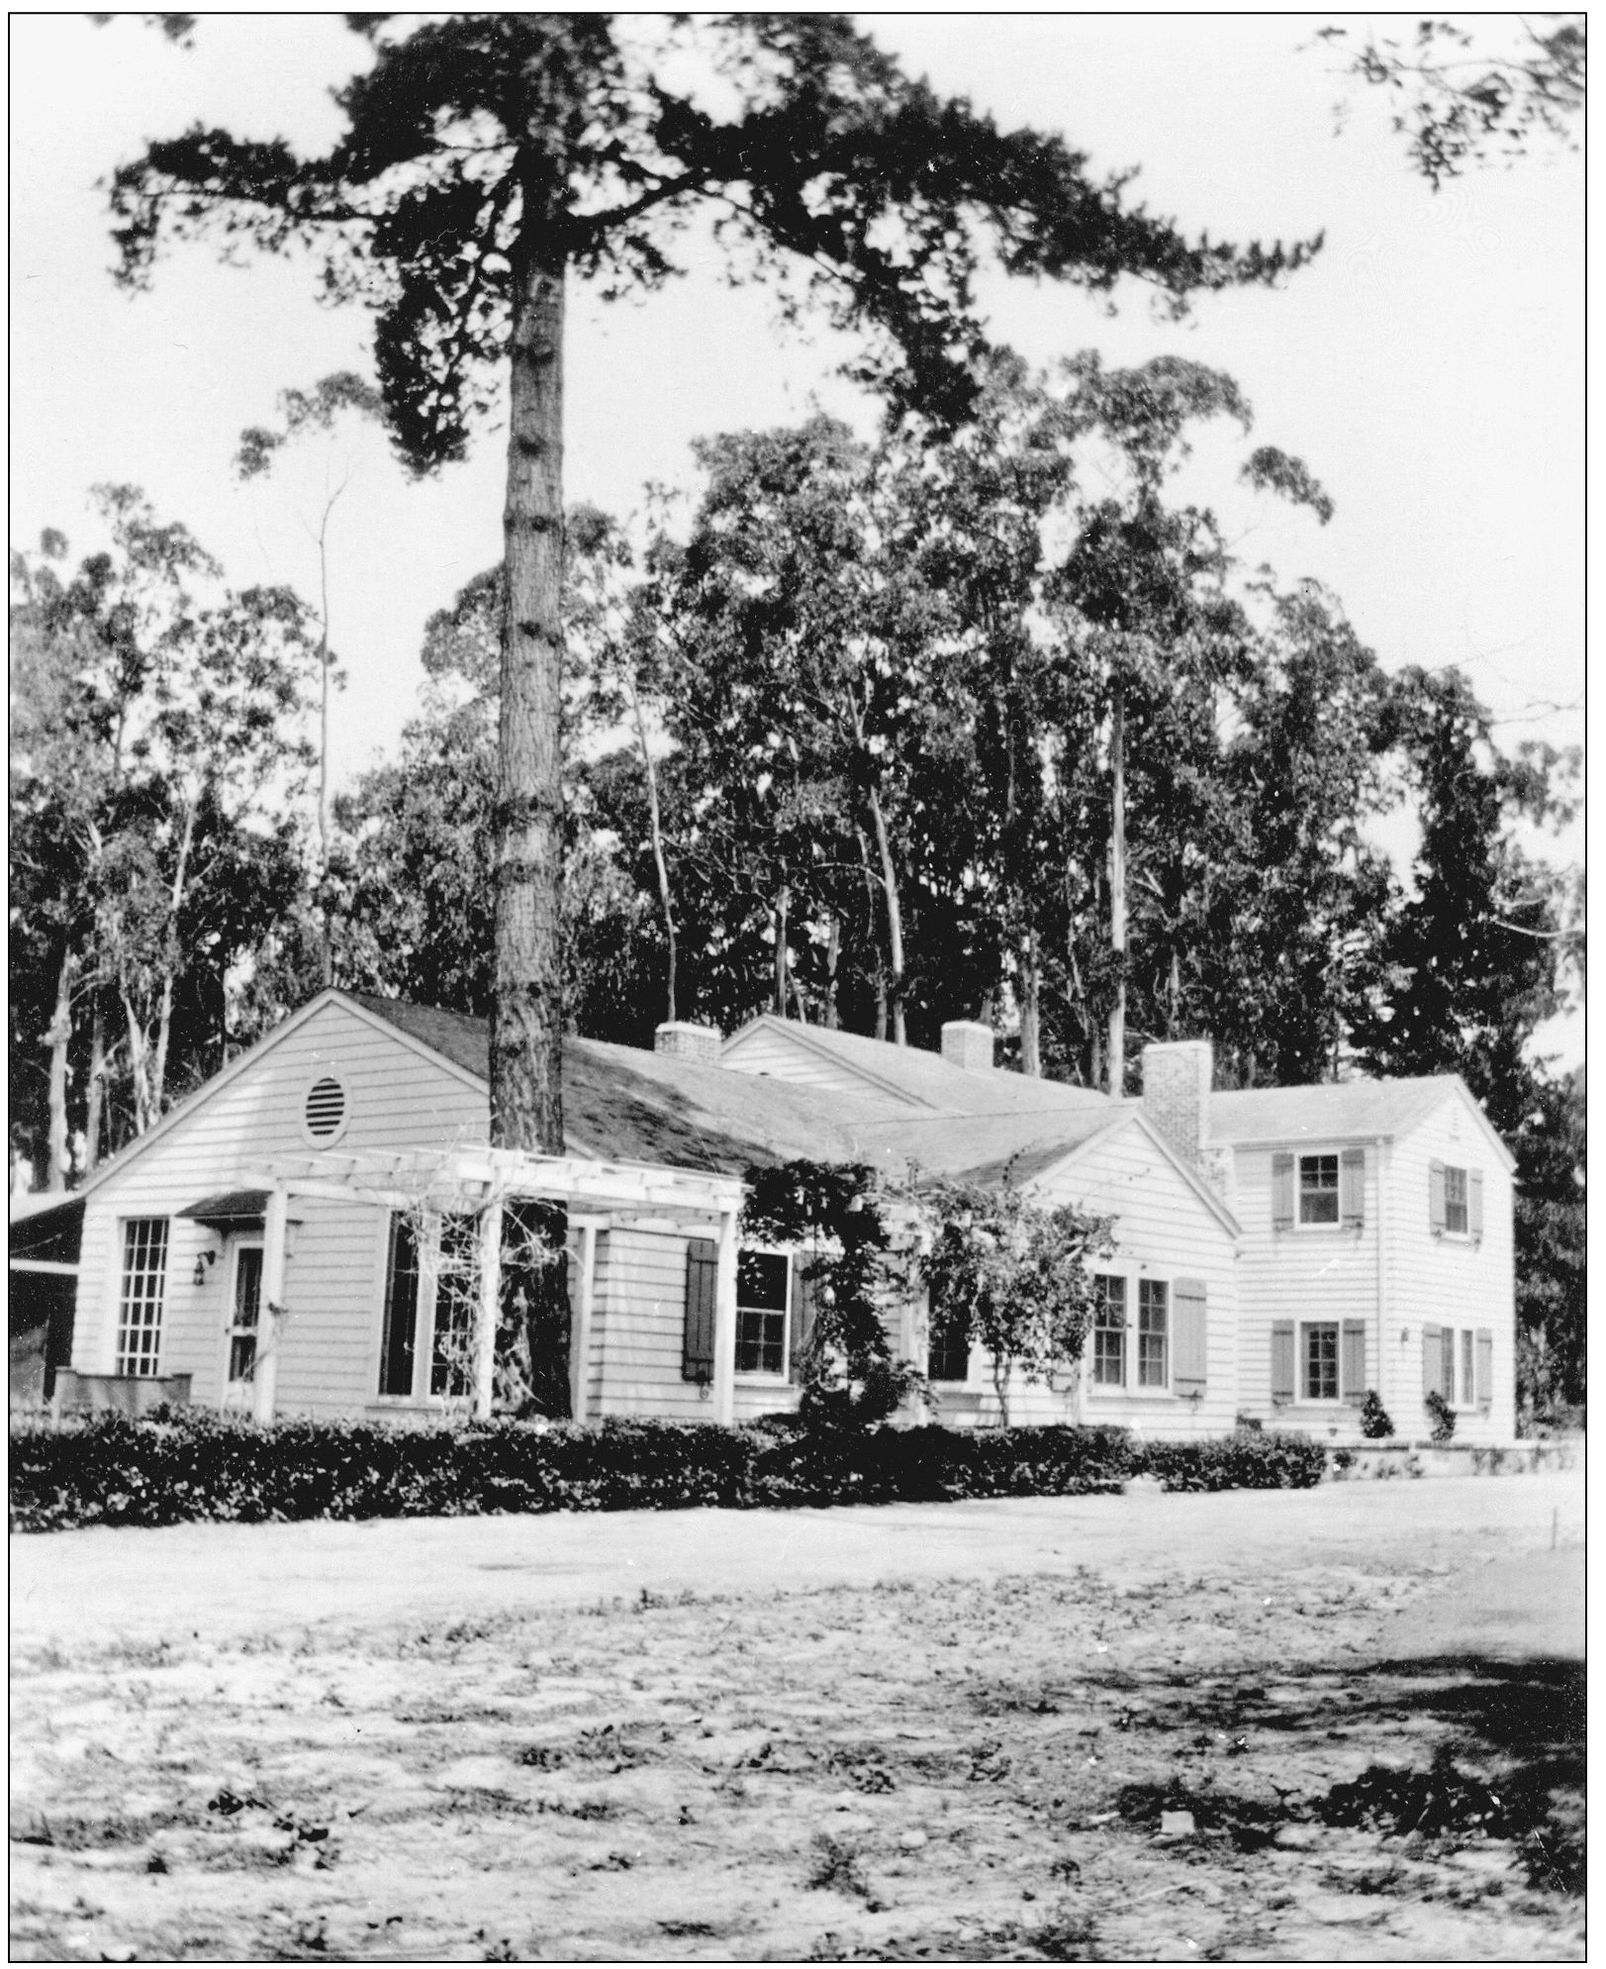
left=348, top=995, right=1129, bottom=1187
left=1208, top=1075, right=1511, bottom=1166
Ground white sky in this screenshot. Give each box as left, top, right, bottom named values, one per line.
left=8, top=13, right=1585, bottom=1047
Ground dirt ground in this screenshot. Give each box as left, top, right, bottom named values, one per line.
left=9, top=1472, right=1584, bottom=1963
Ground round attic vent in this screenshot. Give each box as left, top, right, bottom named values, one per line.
left=303, top=1074, right=348, bottom=1146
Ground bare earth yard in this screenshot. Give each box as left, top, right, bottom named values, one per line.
left=9, top=1472, right=1584, bottom=1963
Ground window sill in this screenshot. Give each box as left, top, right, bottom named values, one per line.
left=1089, top=1387, right=1175, bottom=1402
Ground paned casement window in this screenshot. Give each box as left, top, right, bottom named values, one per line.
left=1273, top=1147, right=1365, bottom=1231
left=736, top=1248, right=789, bottom=1376
left=1423, top=1321, right=1497, bottom=1408
left=927, top=1301, right=972, bottom=1383
left=1271, top=1317, right=1367, bottom=1405
left=1429, top=1161, right=1484, bottom=1240
left=1136, top=1279, right=1169, bottom=1388
left=1091, top=1273, right=1127, bottom=1387
left=377, top=1210, right=479, bottom=1400
left=682, top=1241, right=813, bottom=1384
left=116, top=1217, right=170, bottom=1377
left=1090, top=1275, right=1204, bottom=1397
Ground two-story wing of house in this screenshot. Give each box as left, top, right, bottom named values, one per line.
left=1137, top=1039, right=1518, bottom=1446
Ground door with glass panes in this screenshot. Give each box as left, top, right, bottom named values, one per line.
left=221, top=1241, right=265, bottom=1407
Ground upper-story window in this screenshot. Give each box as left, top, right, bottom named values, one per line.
left=1443, top=1164, right=1469, bottom=1236
left=1430, top=1159, right=1482, bottom=1240
left=1298, top=1154, right=1340, bottom=1225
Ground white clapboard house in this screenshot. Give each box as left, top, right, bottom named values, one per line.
left=11, top=991, right=1517, bottom=1443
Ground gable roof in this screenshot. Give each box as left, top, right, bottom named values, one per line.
left=1208, top=1075, right=1514, bottom=1170
left=722, top=1014, right=1111, bottom=1120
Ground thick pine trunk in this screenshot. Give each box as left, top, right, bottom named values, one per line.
left=626, top=681, right=677, bottom=1026
left=85, top=997, right=107, bottom=1172
left=866, top=784, right=907, bottom=1046
left=494, top=234, right=567, bottom=1153
left=1107, top=682, right=1127, bottom=1098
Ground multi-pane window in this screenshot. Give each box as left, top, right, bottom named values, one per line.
left=1304, top=1322, right=1339, bottom=1401
left=430, top=1213, right=478, bottom=1398
left=1298, top=1154, right=1340, bottom=1225
left=227, top=1247, right=264, bottom=1385
left=1092, top=1274, right=1127, bottom=1386
left=736, top=1249, right=789, bottom=1375
left=927, top=1302, right=971, bottom=1382
left=1444, top=1165, right=1469, bottom=1235
left=116, top=1217, right=169, bottom=1377
left=1137, top=1280, right=1169, bottom=1388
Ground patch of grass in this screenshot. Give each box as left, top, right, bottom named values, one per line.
left=807, top=1833, right=876, bottom=1903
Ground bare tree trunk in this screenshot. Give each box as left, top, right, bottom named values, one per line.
left=1018, top=933, right=1041, bottom=1077
left=991, top=1351, right=1011, bottom=1430
left=773, top=885, right=790, bottom=1016
left=44, top=949, right=75, bottom=1191
left=865, top=783, right=907, bottom=1046
left=314, top=495, right=338, bottom=989
left=823, top=913, right=840, bottom=1029
left=150, top=799, right=196, bottom=1120
left=493, top=227, right=567, bottom=1154
left=626, top=679, right=677, bottom=1025
left=85, top=997, right=107, bottom=1172
left=1107, top=681, right=1127, bottom=1098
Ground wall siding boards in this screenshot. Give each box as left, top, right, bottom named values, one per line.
left=1380, top=1095, right=1516, bottom=1445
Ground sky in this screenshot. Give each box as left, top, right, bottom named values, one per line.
left=9, top=13, right=1585, bottom=1046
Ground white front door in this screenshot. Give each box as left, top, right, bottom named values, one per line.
left=222, top=1241, right=265, bottom=1408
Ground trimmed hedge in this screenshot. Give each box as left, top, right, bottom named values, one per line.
left=8, top=1411, right=1326, bottom=1535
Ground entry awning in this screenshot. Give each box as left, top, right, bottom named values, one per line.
left=178, top=1189, right=274, bottom=1228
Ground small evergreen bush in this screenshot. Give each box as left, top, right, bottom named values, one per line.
left=9, top=1410, right=1326, bottom=1535
left=1358, top=1389, right=1395, bottom=1439
left=1424, top=1389, right=1457, bottom=1443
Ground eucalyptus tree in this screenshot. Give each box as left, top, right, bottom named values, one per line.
left=108, top=12, right=1315, bottom=1151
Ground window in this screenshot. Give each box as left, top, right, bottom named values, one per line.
left=1137, top=1279, right=1169, bottom=1388
left=1092, top=1274, right=1126, bottom=1386
left=736, top=1249, right=789, bottom=1376
left=430, top=1213, right=478, bottom=1398
left=378, top=1215, right=419, bottom=1396
left=927, top=1302, right=971, bottom=1383
left=1299, top=1154, right=1340, bottom=1226
left=116, top=1218, right=169, bottom=1377
left=227, top=1246, right=264, bottom=1385
left=1460, top=1327, right=1474, bottom=1407
left=1444, top=1164, right=1469, bottom=1236
left=1304, top=1322, right=1339, bottom=1402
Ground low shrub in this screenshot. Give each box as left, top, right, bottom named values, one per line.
left=1358, top=1389, right=1395, bottom=1439
left=9, top=1411, right=1326, bottom=1534
left=1424, top=1389, right=1457, bottom=1444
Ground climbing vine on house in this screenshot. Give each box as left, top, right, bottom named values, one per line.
left=916, top=1176, right=1115, bottom=1427
left=740, top=1160, right=923, bottom=1428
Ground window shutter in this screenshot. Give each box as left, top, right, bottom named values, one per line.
left=1476, top=1327, right=1494, bottom=1405
left=1442, top=1327, right=1458, bottom=1401
left=1272, top=1152, right=1295, bottom=1231
left=1341, top=1320, right=1367, bottom=1404
left=1429, top=1160, right=1447, bottom=1233
left=788, top=1254, right=815, bottom=1384
left=1270, top=1321, right=1295, bottom=1403
left=1469, top=1168, right=1484, bottom=1239
left=1421, top=1322, right=1444, bottom=1399
left=1340, top=1147, right=1366, bottom=1226
left=1173, top=1278, right=1207, bottom=1397
left=682, top=1237, right=718, bottom=1383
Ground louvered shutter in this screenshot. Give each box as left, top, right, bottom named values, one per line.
left=1173, top=1279, right=1208, bottom=1397
left=1429, top=1160, right=1447, bottom=1233
left=682, top=1238, right=718, bottom=1383
left=1341, top=1320, right=1367, bottom=1404
left=1475, top=1328, right=1494, bottom=1405
left=1469, top=1169, right=1485, bottom=1239
left=1272, top=1153, right=1295, bottom=1231
left=1340, top=1147, right=1366, bottom=1226
left=1442, top=1327, right=1458, bottom=1399
left=1270, top=1321, right=1295, bottom=1404
left=1421, top=1322, right=1444, bottom=1398
left=788, top=1254, right=815, bottom=1384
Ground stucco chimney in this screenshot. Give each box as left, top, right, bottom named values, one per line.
left=941, top=1019, right=996, bottom=1074
left=654, top=1021, right=722, bottom=1069
left=1141, top=1039, right=1213, bottom=1168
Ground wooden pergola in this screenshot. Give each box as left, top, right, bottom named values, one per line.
left=242, top=1147, right=745, bottom=1427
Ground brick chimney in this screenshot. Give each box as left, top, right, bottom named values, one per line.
left=654, top=1021, right=722, bottom=1069
left=941, top=1019, right=996, bottom=1074
left=1140, top=1039, right=1213, bottom=1168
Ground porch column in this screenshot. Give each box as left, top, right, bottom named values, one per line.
left=253, top=1182, right=289, bottom=1424
left=473, top=1199, right=503, bottom=1422
left=569, top=1220, right=599, bottom=1423
left=712, top=1207, right=738, bottom=1426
